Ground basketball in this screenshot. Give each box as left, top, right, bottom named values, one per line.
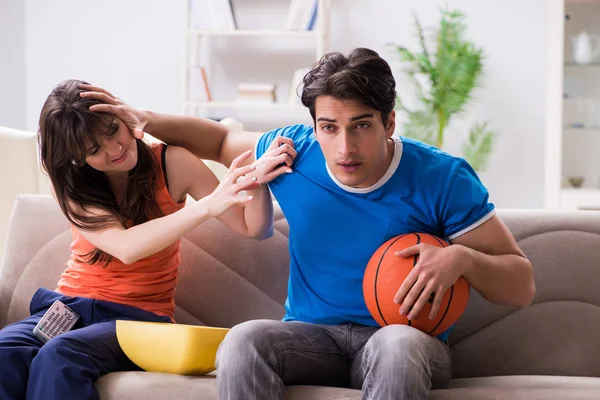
left=363, top=233, right=470, bottom=336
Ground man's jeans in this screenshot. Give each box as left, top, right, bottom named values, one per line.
left=216, top=320, right=452, bottom=400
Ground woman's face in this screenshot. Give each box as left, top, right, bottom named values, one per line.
left=84, top=118, right=138, bottom=173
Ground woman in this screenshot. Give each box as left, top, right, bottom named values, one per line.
left=0, top=79, right=295, bottom=400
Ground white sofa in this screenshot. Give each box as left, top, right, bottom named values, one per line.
left=0, top=120, right=238, bottom=260
left=0, top=126, right=49, bottom=259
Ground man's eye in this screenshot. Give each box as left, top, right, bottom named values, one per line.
left=357, top=123, right=370, bottom=129
left=322, top=125, right=335, bottom=132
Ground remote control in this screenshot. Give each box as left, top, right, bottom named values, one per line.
left=32, top=300, right=80, bottom=343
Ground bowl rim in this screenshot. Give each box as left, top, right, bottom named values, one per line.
left=116, top=320, right=231, bottom=333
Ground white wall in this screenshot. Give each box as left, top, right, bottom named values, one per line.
left=25, top=0, right=187, bottom=132
left=326, top=0, right=551, bottom=209
left=0, top=0, right=26, bottom=129
left=15, top=0, right=559, bottom=209
left=194, top=0, right=555, bottom=208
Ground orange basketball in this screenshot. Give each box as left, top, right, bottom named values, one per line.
left=363, top=233, right=470, bottom=336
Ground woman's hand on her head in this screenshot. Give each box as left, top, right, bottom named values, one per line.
left=249, top=136, right=296, bottom=184
left=204, top=150, right=260, bottom=217
left=79, top=84, right=147, bottom=139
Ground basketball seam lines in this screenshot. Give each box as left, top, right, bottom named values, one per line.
left=374, top=234, right=408, bottom=326
left=428, top=234, right=451, bottom=335
left=408, top=233, right=421, bottom=327
left=428, top=286, right=453, bottom=335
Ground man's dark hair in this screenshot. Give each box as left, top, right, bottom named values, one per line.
left=301, top=48, right=396, bottom=126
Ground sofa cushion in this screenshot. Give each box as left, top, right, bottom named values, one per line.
left=0, top=126, right=48, bottom=260
left=449, top=210, right=600, bottom=378
left=96, top=372, right=217, bottom=400
left=431, top=387, right=600, bottom=400
left=436, top=375, right=600, bottom=399
left=95, top=372, right=363, bottom=400
left=450, top=375, right=600, bottom=390
left=96, top=372, right=600, bottom=400
left=0, top=195, right=291, bottom=329
left=5, top=196, right=600, bottom=388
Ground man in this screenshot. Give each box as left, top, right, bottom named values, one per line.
left=84, top=47, right=535, bottom=399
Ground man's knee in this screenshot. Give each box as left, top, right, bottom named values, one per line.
left=216, top=320, right=280, bottom=367
left=365, top=325, right=434, bottom=363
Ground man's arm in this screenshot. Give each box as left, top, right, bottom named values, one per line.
left=394, top=215, right=535, bottom=321
left=143, top=111, right=264, bottom=167
left=449, top=215, right=535, bottom=308
left=79, top=84, right=264, bottom=167
left=166, top=145, right=274, bottom=239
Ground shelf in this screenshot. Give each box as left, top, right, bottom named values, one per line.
left=566, top=0, right=600, bottom=4
left=188, top=29, right=319, bottom=38
left=560, top=188, right=600, bottom=210
left=186, top=101, right=306, bottom=110
left=563, top=124, right=600, bottom=130
left=564, top=62, right=600, bottom=66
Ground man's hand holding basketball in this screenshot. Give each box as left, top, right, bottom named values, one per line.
left=393, top=244, right=469, bottom=321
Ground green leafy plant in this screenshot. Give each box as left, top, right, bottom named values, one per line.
left=391, top=9, right=496, bottom=171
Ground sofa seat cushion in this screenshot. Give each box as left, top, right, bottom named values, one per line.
left=96, top=373, right=600, bottom=400
left=96, top=372, right=365, bottom=399
left=96, top=372, right=217, bottom=400
left=450, top=375, right=600, bottom=390
left=432, top=375, right=600, bottom=399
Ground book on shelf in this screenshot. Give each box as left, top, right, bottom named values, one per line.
left=189, top=66, right=212, bottom=102
left=237, top=83, right=277, bottom=104
left=285, top=0, right=318, bottom=31
left=208, top=0, right=237, bottom=30
left=301, top=0, right=318, bottom=30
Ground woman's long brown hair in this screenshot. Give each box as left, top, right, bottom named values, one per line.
left=38, top=79, right=164, bottom=266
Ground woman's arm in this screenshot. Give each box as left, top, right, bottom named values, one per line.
left=59, top=152, right=258, bottom=265
left=165, top=142, right=295, bottom=239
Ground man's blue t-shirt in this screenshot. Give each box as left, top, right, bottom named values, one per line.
left=255, top=124, right=495, bottom=341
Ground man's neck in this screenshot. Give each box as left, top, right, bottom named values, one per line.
left=373, top=137, right=396, bottom=182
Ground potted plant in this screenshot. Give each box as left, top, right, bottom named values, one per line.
left=390, top=9, right=495, bottom=172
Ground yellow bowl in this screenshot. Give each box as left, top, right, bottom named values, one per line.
left=116, top=320, right=230, bottom=375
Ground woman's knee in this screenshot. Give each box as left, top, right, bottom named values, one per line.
left=34, top=335, right=69, bottom=361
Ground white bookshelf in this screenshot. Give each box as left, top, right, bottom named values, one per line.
left=560, top=188, right=600, bottom=210
left=189, top=29, right=320, bottom=38
left=554, top=0, right=600, bottom=210
left=183, top=0, right=331, bottom=117
left=186, top=101, right=307, bottom=110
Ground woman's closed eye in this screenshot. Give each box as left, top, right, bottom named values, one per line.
left=87, top=146, right=100, bottom=156
left=108, top=123, right=119, bottom=136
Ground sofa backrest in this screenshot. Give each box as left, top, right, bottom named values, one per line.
left=2, top=195, right=600, bottom=379
left=449, top=208, right=600, bottom=379
left=0, top=195, right=290, bottom=330
left=0, top=126, right=50, bottom=260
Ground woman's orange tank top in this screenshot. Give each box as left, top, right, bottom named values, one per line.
left=56, top=143, right=184, bottom=321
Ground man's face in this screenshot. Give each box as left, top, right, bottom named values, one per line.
left=314, top=96, right=396, bottom=188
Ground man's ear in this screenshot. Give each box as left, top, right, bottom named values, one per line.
left=385, top=110, right=396, bottom=137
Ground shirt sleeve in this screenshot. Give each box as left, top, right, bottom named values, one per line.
left=255, top=124, right=313, bottom=160
left=439, top=159, right=496, bottom=240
